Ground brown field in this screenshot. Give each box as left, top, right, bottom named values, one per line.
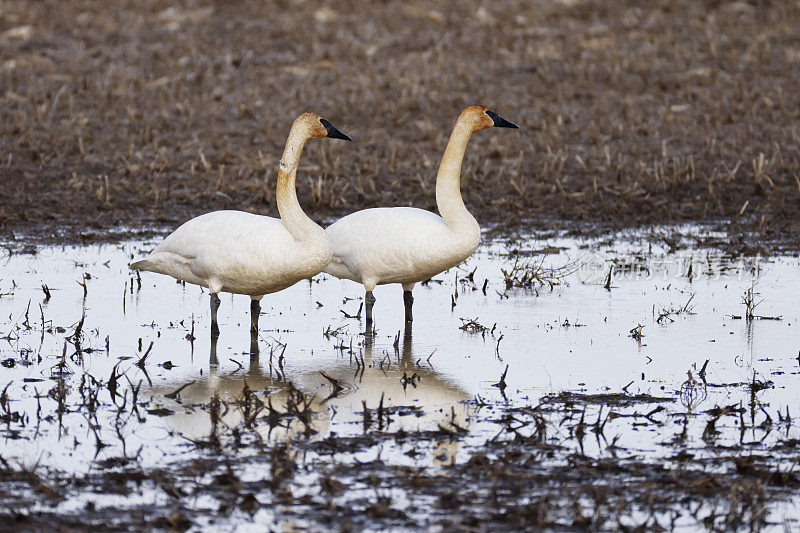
left=1, top=0, right=799, bottom=249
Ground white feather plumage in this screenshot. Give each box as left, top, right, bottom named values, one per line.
left=324, top=105, right=516, bottom=303
left=324, top=206, right=479, bottom=291
left=130, top=112, right=346, bottom=309
left=131, top=210, right=330, bottom=296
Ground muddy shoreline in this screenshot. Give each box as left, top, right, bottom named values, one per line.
left=0, top=216, right=791, bottom=259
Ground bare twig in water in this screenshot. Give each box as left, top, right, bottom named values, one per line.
left=459, top=317, right=488, bottom=334
left=628, top=324, right=645, bottom=341
left=426, top=349, right=437, bottom=367
left=136, top=341, right=154, bottom=368
left=319, top=370, right=344, bottom=399
left=166, top=381, right=196, bottom=400
left=656, top=293, right=696, bottom=324
left=737, top=278, right=782, bottom=321
left=603, top=266, right=613, bottom=290
left=77, top=273, right=88, bottom=298
left=340, top=302, right=362, bottom=319
left=492, top=365, right=509, bottom=392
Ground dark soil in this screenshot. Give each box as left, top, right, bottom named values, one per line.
left=2, top=0, right=800, bottom=249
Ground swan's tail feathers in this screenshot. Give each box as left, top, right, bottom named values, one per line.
left=129, top=258, right=151, bottom=271
left=323, top=259, right=357, bottom=282
left=129, top=252, right=196, bottom=281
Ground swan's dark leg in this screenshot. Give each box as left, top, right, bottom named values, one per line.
left=210, top=293, right=221, bottom=338
left=403, top=320, right=412, bottom=357
left=249, top=328, right=259, bottom=357
left=250, top=298, right=261, bottom=335
left=209, top=328, right=219, bottom=366
left=403, top=290, right=414, bottom=323
left=365, top=290, right=376, bottom=325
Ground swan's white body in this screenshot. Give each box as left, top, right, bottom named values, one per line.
left=131, top=210, right=331, bottom=296
left=325, top=207, right=479, bottom=290
left=131, top=112, right=337, bottom=302
left=324, top=105, right=508, bottom=293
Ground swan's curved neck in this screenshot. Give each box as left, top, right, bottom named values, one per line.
left=276, top=128, right=324, bottom=243
left=435, top=119, right=478, bottom=231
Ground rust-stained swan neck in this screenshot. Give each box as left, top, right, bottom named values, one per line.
left=436, top=105, right=492, bottom=181
left=275, top=118, right=323, bottom=243
left=435, top=112, right=480, bottom=232
left=278, top=123, right=310, bottom=177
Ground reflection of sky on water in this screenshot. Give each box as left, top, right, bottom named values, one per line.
left=0, top=226, right=798, bottom=479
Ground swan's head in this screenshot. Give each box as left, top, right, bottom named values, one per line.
left=461, top=105, right=519, bottom=132
left=294, top=112, right=351, bottom=141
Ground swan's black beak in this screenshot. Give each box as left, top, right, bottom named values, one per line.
left=320, top=118, right=352, bottom=141
left=486, top=110, right=519, bottom=129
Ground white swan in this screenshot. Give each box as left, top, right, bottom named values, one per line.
left=324, top=105, right=518, bottom=323
left=130, top=112, right=351, bottom=336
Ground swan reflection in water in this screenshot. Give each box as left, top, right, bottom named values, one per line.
left=150, top=325, right=472, bottom=463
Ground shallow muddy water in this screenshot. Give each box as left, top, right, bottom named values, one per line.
left=1, top=227, right=799, bottom=529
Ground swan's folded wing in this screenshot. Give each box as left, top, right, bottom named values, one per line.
left=135, top=211, right=291, bottom=281
left=325, top=207, right=451, bottom=281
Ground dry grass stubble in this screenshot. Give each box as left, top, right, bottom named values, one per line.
left=1, top=0, right=799, bottom=249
